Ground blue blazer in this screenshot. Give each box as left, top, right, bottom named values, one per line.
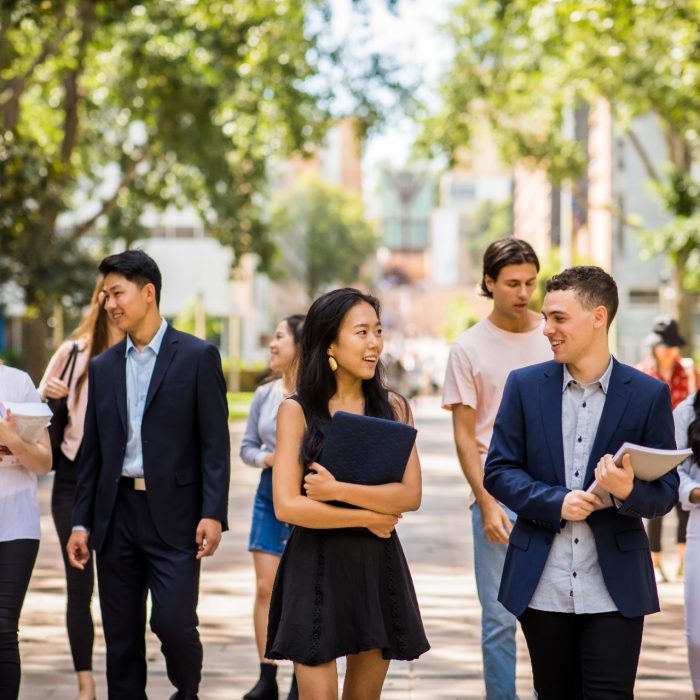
left=484, top=358, right=678, bottom=618
left=72, top=325, right=231, bottom=552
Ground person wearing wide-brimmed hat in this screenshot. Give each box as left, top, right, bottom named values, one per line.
left=637, top=315, right=699, bottom=582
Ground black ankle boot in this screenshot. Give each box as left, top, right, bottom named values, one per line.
left=243, top=662, right=278, bottom=700
left=287, top=672, right=298, bottom=700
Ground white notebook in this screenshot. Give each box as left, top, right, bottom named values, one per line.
left=586, top=442, right=691, bottom=509
left=0, top=401, right=53, bottom=444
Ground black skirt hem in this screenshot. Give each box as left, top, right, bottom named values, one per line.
left=266, top=642, right=430, bottom=667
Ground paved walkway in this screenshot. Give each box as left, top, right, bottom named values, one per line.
left=20, top=397, right=693, bottom=698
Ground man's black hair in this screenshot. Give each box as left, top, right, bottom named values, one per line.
left=99, top=250, right=162, bottom=306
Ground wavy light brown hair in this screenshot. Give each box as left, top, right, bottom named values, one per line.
left=70, top=278, right=116, bottom=401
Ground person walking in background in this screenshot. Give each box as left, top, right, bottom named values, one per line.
left=442, top=237, right=550, bottom=699
left=66, top=250, right=230, bottom=700
left=0, top=362, right=53, bottom=699
left=485, top=267, right=679, bottom=698
left=266, top=288, right=429, bottom=700
left=240, top=314, right=305, bottom=700
left=39, top=280, right=124, bottom=700
left=673, top=391, right=700, bottom=699
left=637, top=315, right=698, bottom=581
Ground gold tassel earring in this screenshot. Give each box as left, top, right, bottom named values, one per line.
left=328, top=356, right=338, bottom=372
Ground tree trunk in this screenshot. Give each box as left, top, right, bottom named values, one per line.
left=672, top=250, right=694, bottom=358
left=22, top=312, right=51, bottom=385
left=662, top=126, right=696, bottom=357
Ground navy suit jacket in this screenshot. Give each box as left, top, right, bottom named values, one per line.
left=484, top=358, right=678, bottom=618
left=72, top=325, right=231, bottom=552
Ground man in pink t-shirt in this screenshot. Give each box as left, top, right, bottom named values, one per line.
left=443, top=238, right=551, bottom=699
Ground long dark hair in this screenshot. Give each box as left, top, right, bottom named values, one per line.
left=688, top=392, right=700, bottom=463
left=298, top=288, right=396, bottom=466
left=285, top=313, right=305, bottom=353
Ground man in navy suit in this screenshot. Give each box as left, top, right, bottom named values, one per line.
left=67, top=250, right=230, bottom=700
left=484, top=266, right=678, bottom=699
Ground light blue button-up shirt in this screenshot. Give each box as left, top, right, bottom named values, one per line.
left=121, top=318, right=169, bottom=478
left=239, top=379, right=285, bottom=469
left=529, top=356, right=618, bottom=614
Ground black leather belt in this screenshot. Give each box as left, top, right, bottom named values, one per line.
left=119, top=476, right=146, bottom=491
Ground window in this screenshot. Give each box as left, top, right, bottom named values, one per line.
left=628, top=289, right=658, bottom=306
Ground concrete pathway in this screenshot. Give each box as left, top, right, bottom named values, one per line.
left=19, top=397, right=693, bottom=698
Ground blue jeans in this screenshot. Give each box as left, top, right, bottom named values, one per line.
left=472, top=503, right=519, bottom=700
left=248, top=469, right=292, bottom=556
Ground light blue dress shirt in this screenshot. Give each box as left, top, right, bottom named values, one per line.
left=121, top=318, right=169, bottom=478
left=529, top=357, right=618, bottom=614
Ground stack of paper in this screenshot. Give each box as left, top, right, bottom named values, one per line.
left=0, top=401, right=53, bottom=444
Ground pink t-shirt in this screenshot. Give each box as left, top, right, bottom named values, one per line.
left=442, top=317, right=552, bottom=471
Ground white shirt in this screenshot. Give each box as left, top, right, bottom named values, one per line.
left=0, top=364, right=43, bottom=541
left=674, top=394, right=700, bottom=509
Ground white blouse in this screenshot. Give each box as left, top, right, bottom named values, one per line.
left=0, top=364, right=42, bottom=541
left=675, top=394, right=700, bottom=510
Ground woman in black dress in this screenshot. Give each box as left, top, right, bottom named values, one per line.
left=267, top=288, right=429, bottom=699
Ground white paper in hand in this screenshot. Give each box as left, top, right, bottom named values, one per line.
left=0, top=401, right=53, bottom=443
left=586, top=442, right=691, bottom=509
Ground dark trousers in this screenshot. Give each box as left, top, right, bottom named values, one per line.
left=51, top=452, right=95, bottom=672
left=518, top=607, right=644, bottom=699
left=0, top=538, right=39, bottom=700
left=647, top=503, right=689, bottom=552
left=96, top=484, right=202, bottom=700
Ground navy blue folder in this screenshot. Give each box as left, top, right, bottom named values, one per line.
left=319, top=411, right=417, bottom=485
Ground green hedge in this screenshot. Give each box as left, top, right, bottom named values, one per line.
left=227, top=391, right=254, bottom=421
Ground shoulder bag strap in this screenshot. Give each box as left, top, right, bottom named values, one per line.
left=59, top=342, right=79, bottom=385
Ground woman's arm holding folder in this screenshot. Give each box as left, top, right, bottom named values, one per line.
left=272, top=399, right=400, bottom=538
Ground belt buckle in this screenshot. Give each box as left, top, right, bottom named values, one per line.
left=133, top=477, right=146, bottom=491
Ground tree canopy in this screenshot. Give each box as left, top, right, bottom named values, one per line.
left=420, top=0, right=700, bottom=345
left=0, top=0, right=404, bottom=376
left=268, top=174, right=378, bottom=298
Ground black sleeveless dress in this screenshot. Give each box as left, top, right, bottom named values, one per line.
left=265, top=400, right=430, bottom=666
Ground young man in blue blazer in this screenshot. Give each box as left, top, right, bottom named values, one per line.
left=484, top=266, right=678, bottom=699
left=67, top=250, right=230, bottom=700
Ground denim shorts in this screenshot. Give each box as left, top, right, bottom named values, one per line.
left=248, top=468, right=293, bottom=556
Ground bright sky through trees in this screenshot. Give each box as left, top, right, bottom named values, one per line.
left=330, top=0, right=453, bottom=172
